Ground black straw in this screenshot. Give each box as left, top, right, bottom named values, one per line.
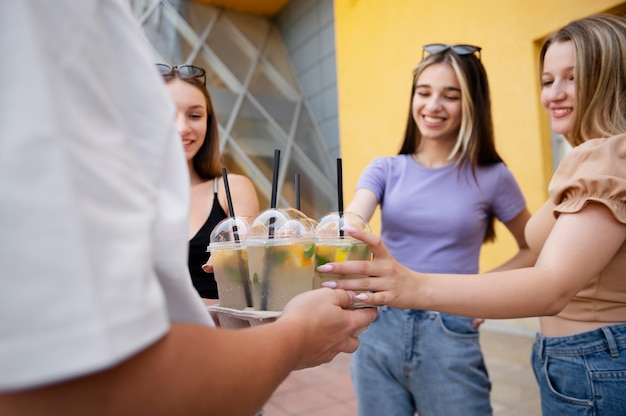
left=261, top=149, right=281, bottom=310
left=337, top=158, right=344, bottom=238
left=221, top=168, right=252, bottom=307
left=268, top=149, right=280, bottom=237
left=295, top=173, right=301, bottom=211
left=222, top=168, right=239, bottom=241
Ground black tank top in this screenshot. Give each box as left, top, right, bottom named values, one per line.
left=188, top=179, right=228, bottom=298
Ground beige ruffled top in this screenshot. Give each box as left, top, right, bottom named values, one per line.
left=546, top=133, right=626, bottom=322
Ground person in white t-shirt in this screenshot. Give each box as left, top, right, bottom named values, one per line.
left=0, top=1, right=377, bottom=415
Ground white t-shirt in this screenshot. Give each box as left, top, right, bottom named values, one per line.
left=0, top=0, right=213, bottom=392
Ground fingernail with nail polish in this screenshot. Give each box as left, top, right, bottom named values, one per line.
left=341, top=225, right=357, bottom=234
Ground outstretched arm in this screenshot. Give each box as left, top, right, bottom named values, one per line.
left=0, top=289, right=377, bottom=416
left=319, top=202, right=626, bottom=319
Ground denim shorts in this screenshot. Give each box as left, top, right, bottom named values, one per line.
left=532, top=322, right=626, bottom=415
left=351, top=306, right=492, bottom=416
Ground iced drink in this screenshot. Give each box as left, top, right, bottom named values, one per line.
left=247, top=208, right=316, bottom=311
left=314, top=241, right=372, bottom=286
left=211, top=246, right=251, bottom=310
left=247, top=240, right=315, bottom=311
left=314, top=211, right=373, bottom=308
left=208, top=216, right=253, bottom=310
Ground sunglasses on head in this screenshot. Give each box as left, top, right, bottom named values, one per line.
left=156, top=63, right=206, bottom=86
left=422, top=44, right=482, bottom=60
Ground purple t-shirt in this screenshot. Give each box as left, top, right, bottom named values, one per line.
left=357, top=154, right=526, bottom=274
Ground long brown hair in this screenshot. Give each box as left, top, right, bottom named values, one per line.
left=163, top=72, right=222, bottom=180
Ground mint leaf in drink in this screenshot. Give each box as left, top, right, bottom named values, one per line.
left=304, top=244, right=315, bottom=259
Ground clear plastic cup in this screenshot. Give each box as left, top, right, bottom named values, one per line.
left=246, top=208, right=316, bottom=311
left=208, top=216, right=253, bottom=310
left=314, top=211, right=373, bottom=308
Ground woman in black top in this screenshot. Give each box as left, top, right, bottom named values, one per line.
left=159, top=64, right=260, bottom=300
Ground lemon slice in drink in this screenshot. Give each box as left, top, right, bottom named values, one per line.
left=284, top=249, right=302, bottom=267
left=335, top=245, right=351, bottom=262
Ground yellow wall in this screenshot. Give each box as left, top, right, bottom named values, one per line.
left=335, top=0, right=625, bottom=271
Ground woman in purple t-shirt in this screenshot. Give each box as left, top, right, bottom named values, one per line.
left=345, top=44, right=535, bottom=416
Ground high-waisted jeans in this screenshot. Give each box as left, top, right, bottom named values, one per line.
left=351, top=306, right=492, bottom=416
left=532, top=322, right=626, bottom=415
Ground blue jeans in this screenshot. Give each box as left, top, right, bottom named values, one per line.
left=532, top=323, right=626, bottom=415
left=352, top=306, right=492, bottom=416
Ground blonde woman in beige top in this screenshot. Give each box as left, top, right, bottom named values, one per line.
left=319, top=14, right=626, bottom=415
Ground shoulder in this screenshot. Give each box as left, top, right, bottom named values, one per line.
left=475, top=161, right=510, bottom=174
left=220, top=174, right=259, bottom=216
left=220, top=174, right=258, bottom=200
left=549, top=134, right=626, bottom=222
left=366, top=155, right=411, bottom=170
left=473, top=162, right=519, bottom=186
left=553, top=134, right=626, bottom=181
left=359, top=155, right=413, bottom=181
left=223, top=173, right=256, bottom=190
left=367, top=155, right=393, bottom=166
left=562, top=133, right=626, bottom=171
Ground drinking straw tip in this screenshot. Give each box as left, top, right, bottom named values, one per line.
left=295, top=173, right=301, bottom=211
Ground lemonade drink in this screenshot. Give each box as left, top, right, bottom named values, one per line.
left=314, top=241, right=372, bottom=308
left=314, top=211, right=373, bottom=308
left=211, top=246, right=251, bottom=310
left=313, top=240, right=371, bottom=286
left=208, top=216, right=253, bottom=310
left=247, top=240, right=315, bottom=311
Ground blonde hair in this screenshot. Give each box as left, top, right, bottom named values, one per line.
left=447, top=56, right=475, bottom=163
left=540, top=14, right=626, bottom=145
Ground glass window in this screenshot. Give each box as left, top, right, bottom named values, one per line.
left=129, top=0, right=336, bottom=219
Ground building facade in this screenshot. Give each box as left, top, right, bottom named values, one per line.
left=130, top=0, right=340, bottom=218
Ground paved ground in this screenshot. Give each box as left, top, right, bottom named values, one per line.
left=264, top=329, right=541, bottom=416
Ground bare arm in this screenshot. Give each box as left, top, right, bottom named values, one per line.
left=0, top=289, right=377, bottom=416
left=345, top=189, right=379, bottom=222
left=489, top=208, right=537, bottom=272
left=320, top=202, right=626, bottom=319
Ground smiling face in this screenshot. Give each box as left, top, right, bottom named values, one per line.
left=540, top=40, right=575, bottom=137
left=412, top=63, right=463, bottom=144
left=165, top=78, right=209, bottom=161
